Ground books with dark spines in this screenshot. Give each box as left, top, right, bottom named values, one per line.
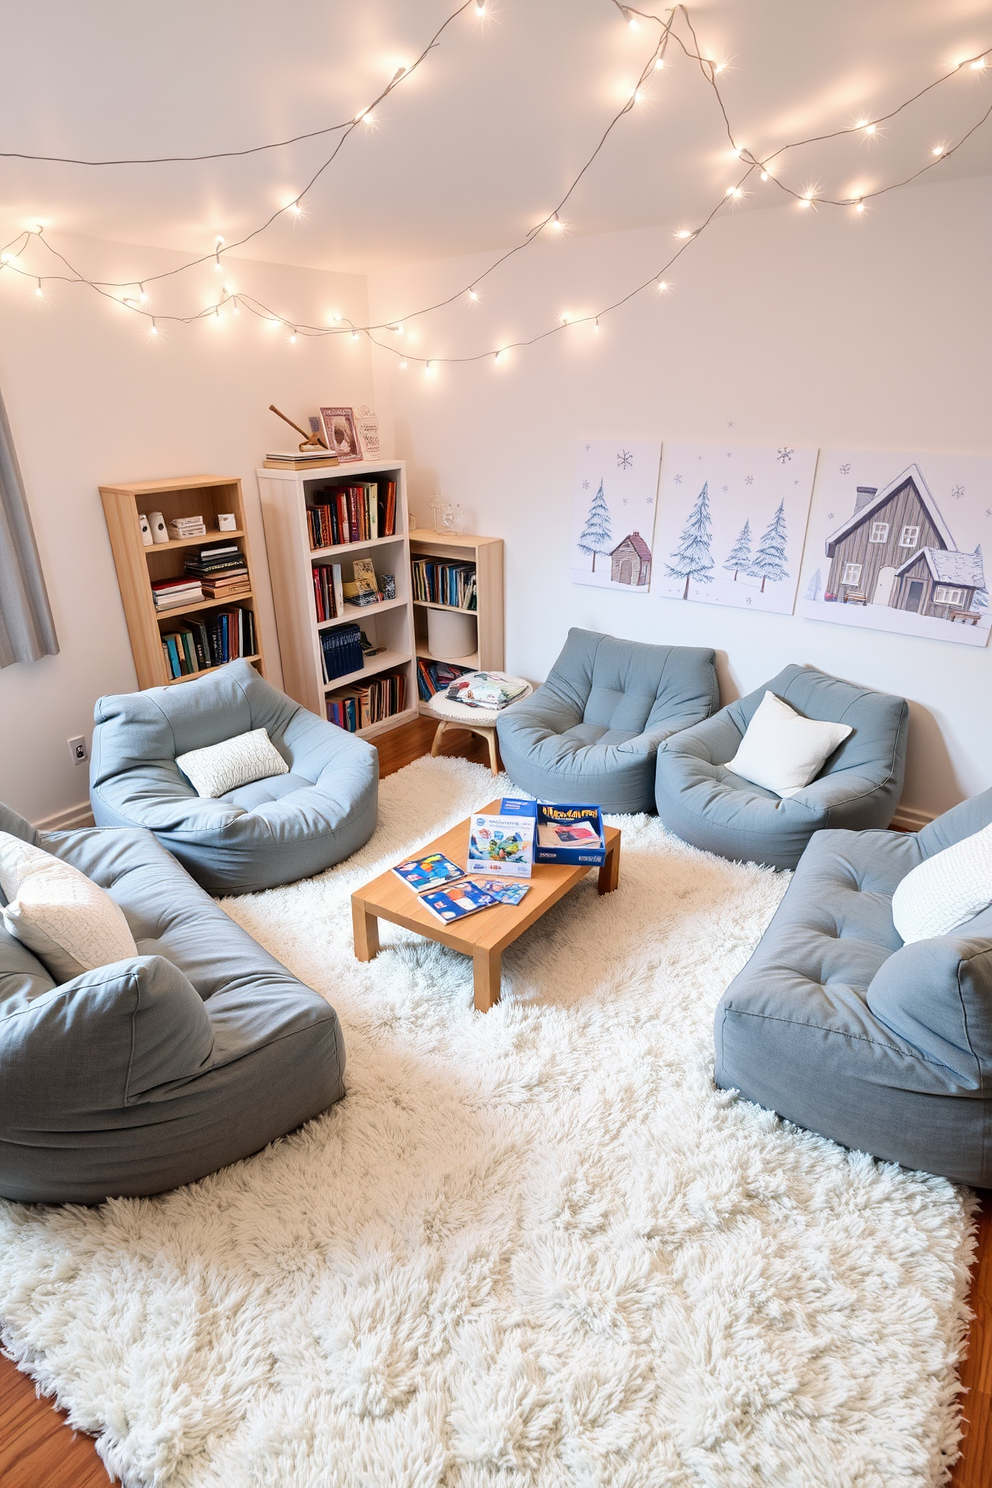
left=391, top=852, right=466, bottom=893
left=471, top=879, right=531, bottom=906
left=420, top=880, right=499, bottom=924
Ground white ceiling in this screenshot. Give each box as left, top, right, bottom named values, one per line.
left=0, top=0, right=989, bottom=276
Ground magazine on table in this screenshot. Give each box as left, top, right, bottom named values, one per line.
left=391, top=851, right=465, bottom=893
left=471, top=879, right=531, bottom=906
left=420, top=880, right=499, bottom=924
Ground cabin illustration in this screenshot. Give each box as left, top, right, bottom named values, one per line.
left=823, top=465, right=986, bottom=618
left=610, top=531, right=652, bottom=586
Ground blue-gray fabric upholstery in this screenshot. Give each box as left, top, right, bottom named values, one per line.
left=0, top=800, right=344, bottom=1204
left=715, top=788, right=992, bottom=1185
left=90, top=659, right=378, bottom=894
left=496, top=629, right=718, bottom=813
left=654, top=663, right=909, bottom=870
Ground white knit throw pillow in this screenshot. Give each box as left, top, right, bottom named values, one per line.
left=176, top=728, right=289, bottom=799
left=0, top=831, right=137, bottom=983
left=891, top=822, right=992, bottom=944
left=726, top=691, right=853, bottom=797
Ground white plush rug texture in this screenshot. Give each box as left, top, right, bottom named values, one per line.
left=0, top=756, right=977, bottom=1488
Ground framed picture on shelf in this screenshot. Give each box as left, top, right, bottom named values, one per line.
left=355, top=406, right=381, bottom=459
left=319, top=406, right=362, bottom=462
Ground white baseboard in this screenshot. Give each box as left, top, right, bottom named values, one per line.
left=889, top=804, right=934, bottom=834
left=34, top=802, right=95, bottom=834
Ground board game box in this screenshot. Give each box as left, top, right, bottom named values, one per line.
left=466, top=809, right=535, bottom=879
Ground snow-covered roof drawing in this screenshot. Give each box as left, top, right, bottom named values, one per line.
left=824, top=464, right=956, bottom=554
left=611, top=531, right=652, bottom=560
left=894, top=547, right=986, bottom=587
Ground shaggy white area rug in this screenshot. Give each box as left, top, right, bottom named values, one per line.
left=0, top=756, right=976, bottom=1488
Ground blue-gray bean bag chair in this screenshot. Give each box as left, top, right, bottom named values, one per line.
left=90, top=659, right=378, bottom=895
left=715, top=789, right=992, bottom=1185
left=0, top=801, right=344, bottom=1203
left=496, top=629, right=718, bottom=814
left=654, top=663, right=909, bottom=871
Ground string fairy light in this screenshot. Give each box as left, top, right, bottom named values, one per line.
left=0, top=0, right=987, bottom=365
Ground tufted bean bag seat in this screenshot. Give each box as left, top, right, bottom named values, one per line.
left=655, top=664, right=909, bottom=870
left=715, top=788, right=992, bottom=1185
left=90, top=659, right=378, bottom=894
left=496, top=628, right=718, bottom=814
left=0, top=801, right=344, bottom=1204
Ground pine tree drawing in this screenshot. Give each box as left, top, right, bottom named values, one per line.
left=665, top=482, right=714, bottom=599
left=748, top=500, right=790, bottom=593
left=723, top=520, right=752, bottom=582
left=805, top=567, right=823, bottom=602
left=972, top=545, right=987, bottom=612
left=577, top=479, right=613, bottom=572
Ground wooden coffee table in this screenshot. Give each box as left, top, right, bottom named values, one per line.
left=351, top=799, right=621, bottom=1011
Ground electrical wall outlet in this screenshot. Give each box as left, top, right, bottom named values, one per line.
left=68, top=735, right=88, bottom=766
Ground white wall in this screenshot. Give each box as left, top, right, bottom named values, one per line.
left=368, top=176, right=992, bottom=819
left=0, top=235, right=374, bottom=824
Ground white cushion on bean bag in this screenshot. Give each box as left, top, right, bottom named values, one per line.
left=727, top=691, right=852, bottom=797
left=892, top=822, right=992, bottom=944
left=176, top=728, right=288, bottom=799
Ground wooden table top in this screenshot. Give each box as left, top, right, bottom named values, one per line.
left=352, top=800, right=620, bottom=957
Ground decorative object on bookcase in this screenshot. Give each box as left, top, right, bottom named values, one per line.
left=257, top=457, right=419, bottom=740
left=149, top=511, right=169, bottom=544
left=100, top=474, right=265, bottom=691
left=217, top=512, right=237, bottom=531
left=319, top=407, right=362, bottom=463
left=427, top=606, right=477, bottom=661
left=430, top=493, right=464, bottom=536
left=268, top=403, right=329, bottom=451
left=355, top=406, right=381, bottom=460
left=138, top=513, right=152, bottom=546
left=409, top=529, right=504, bottom=722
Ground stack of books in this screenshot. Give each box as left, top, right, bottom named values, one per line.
left=184, top=543, right=250, bottom=599
left=152, top=576, right=204, bottom=610
left=319, top=622, right=364, bottom=682
left=160, top=607, right=257, bottom=679
left=306, top=480, right=397, bottom=550
left=168, top=515, right=206, bottom=540
left=312, top=562, right=344, bottom=622
left=263, top=450, right=340, bottom=471
left=411, top=559, right=477, bottom=610
left=326, top=669, right=407, bottom=731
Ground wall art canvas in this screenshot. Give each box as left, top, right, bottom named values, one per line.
left=654, top=443, right=818, bottom=614
left=797, top=451, right=992, bottom=648
left=570, top=440, right=661, bottom=593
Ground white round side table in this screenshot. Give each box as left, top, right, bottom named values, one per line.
left=426, top=676, right=533, bottom=776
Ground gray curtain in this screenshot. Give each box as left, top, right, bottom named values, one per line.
left=0, top=385, right=58, bottom=667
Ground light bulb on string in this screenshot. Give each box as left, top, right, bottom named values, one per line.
left=855, top=200, right=865, bottom=212
left=289, top=328, right=297, bottom=343
left=760, top=169, right=769, bottom=180
left=150, top=319, right=158, bottom=336
left=351, top=330, right=360, bottom=341
left=468, top=290, right=479, bottom=302
left=138, top=284, right=148, bottom=303
left=35, top=279, right=42, bottom=298
left=655, top=55, right=664, bottom=70
left=656, top=279, right=668, bottom=292
left=475, top=2, right=485, bottom=14
left=624, top=9, right=639, bottom=30
left=593, top=318, right=600, bottom=332
left=398, top=359, right=408, bottom=370
left=971, top=57, right=987, bottom=70
left=932, top=144, right=944, bottom=155
left=675, top=229, right=693, bottom=239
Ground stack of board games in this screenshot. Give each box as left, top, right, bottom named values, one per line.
left=466, top=807, right=535, bottom=879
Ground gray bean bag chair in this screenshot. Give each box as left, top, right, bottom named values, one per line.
left=654, top=663, right=909, bottom=870
left=0, top=802, right=344, bottom=1204
left=496, top=628, right=718, bottom=814
left=90, top=659, right=378, bottom=894
left=715, top=789, right=992, bottom=1185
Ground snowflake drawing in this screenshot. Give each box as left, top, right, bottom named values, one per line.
left=617, top=450, right=633, bottom=469
left=585, top=443, right=591, bottom=453
left=727, top=421, right=734, bottom=429
left=726, top=451, right=732, bottom=458
left=744, top=475, right=754, bottom=485
left=746, top=596, right=753, bottom=604
left=777, top=448, right=794, bottom=464
left=674, top=474, right=683, bottom=484
left=840, top=463, right=851, bottom=475
left=622, top=497, right=628, bottom=505
left=951, top=484, right=966, bottom=500
left=986, top=508, right=992, bottom=518
left=647, top=496, right=654, bottom=504
left=827, top=512, right=835, bottom=520
left=581, top=480, right=590, bottom=489
left=721, top=485, right=729, bottom=493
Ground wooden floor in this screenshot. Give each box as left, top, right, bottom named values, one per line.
left=0, top=715, right=987, bottom=1486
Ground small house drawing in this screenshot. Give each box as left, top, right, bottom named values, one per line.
left=823, top=464, right=986, bottom=617
left=610, top=531, right=652, bottom=586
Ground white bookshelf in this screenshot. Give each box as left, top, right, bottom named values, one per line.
left=256, top=459, right=418, bottom=739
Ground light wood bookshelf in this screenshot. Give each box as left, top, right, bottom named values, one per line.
left=100, top=475, right=265, bottom=691
left=408, top=529, right=504, bottom=717
left=256, top=459, right=419, bottom=740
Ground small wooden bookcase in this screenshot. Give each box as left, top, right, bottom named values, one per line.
left=256, top=459, right=419, bottom=740
left=100, top=474, right=265, bottom=691
left=408, top=529, right=505, bottom=717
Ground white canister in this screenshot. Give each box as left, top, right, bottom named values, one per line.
left=427, top=607, right=477, bottom=660
left=149, top=511, right=169, bottom=544
left=137, top=513, right=153, bottom=546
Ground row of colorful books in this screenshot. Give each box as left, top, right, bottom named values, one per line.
left=306, top=480, right=397, bottom=551
left=416, top=658, right=471, bottom=701
left=320, top=621, right=364, bottom=682
left=411, top=559, right=477, bottom=610
left=160, top=607, right=256, bottom=679
left=313, top=562, right=345, bottom=622
left=326, top=670, right=407, bottom=732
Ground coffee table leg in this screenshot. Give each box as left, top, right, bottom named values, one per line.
left=598, top=835, right=620, bottom=894
left=473, top=948, right=502, bottom=1012
left=352, top=897, right=381, bottom=961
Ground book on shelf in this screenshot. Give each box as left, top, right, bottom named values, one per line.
left=411, top=558, right=477, bottom=610
left=305, top=479, right=397, bottom=550
left=263, top=451, right=340, bottom=470
left=391, top=851, right=465, bottom=893
left=320, top=621, right=364, bottom=681
left=326, top=669, right=407, bottom=731
left=312, top=561, right=344, bottom=623
left=420, top=880, right=499, bottom=925
left=152, top=578, right=204, bottom=609
left=168, top=518, right=206, bottom=538
left=416, top=657, right=472, bottom=701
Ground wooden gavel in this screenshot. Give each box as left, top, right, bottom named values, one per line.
left=269, top=404, right=329, bottom=450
